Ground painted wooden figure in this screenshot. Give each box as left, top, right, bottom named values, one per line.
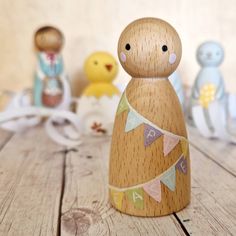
left=76, top=51, right=120, bottom=135
left=34, top=26, right=71, bottom=110
left=109, top=18, right=190, bottom=216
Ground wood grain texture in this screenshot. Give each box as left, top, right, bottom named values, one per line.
left=0, top=127, right=64, bottom=236
left=109, top=79, right=190, bottom=216
left=117, top=18, right=182, bottom=78
left=0, top=126, right=235, bottom=235
left=60, top=136, right=185, bottom=236
left=176, top=145, right=236, bottom=235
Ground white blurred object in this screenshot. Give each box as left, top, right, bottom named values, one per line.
left=228, top=93, right=236, bottom=119
left=76, top=95, right=120, bottom=135
left=168, top=71, right=185, bottom=107
left=0, top=90, right=82, bottom=147
left=0, top=90, right=41, bottom=132
left=192, top=100, right=236, bottom=143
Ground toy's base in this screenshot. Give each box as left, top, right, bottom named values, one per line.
left=110, top=200, right=190, bottom=217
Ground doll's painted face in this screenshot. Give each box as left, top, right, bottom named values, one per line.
left=197, top=42, right=224, bottom=67
left=84, top=52, right=118, bottom=83
left=118, top=18, right=182, bottom=78
left=35, top=26, right=64, bottom=53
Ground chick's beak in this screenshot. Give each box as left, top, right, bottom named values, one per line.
left=105, top=64, right=113, bottom=71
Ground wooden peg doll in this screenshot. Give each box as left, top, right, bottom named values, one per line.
left=109, top=18, right=190, bottom=217
left=34, top=26, right=71, bottom=110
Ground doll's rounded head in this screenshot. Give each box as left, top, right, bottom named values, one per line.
left=197, top=41, right=224, bottom=67
left=84, top=51, right=118, bottom=83
left=118, top=18, right=182, bottom=78
left=34, top=26, right=64, bottom=53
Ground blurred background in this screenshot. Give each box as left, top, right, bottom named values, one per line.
left=0, top=0, right=235, bottom=95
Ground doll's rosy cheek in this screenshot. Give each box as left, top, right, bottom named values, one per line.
left=120, top=52, right=126, bottom=62
left=169, top=53, right=176, bottom=64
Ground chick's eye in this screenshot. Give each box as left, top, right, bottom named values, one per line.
left=94, top=61, right=98, bottom=65
left=162, top=45, right=168, bottom=52
left=125, top=43, right=131, bottom=50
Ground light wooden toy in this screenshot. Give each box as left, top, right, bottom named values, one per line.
left=109, top=18, right=190, bottom=217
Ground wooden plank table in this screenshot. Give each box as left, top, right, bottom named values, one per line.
left=0, top=125, right=236, bottom=235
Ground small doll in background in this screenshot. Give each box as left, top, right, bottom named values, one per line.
left=191, top=41, right=225, bottom=109
left=190, top=41, right=236, bottom=142
left=34, top=26, right=71, bottom=110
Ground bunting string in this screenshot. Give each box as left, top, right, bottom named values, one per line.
left=117, top=92, right=188, bottom=142
left=109, top=153, right=188, bottom=208
left=116, top=92, right=189, bottom=157
left=109, top=153, right=186, bottom=192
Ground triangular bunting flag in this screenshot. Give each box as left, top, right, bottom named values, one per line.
left=125, top=111, right=143, bottom=132
left=180, top=139, right=188, bottom=157
left=161, top=166, right=176, bottom=191
left=116, top=94, right=129, bottom=115
left=126, top=188, right=144, bottom=209
left=143, top=178, right=161, bottom=202
left=144, top=124, right=163, bottom=147
left=163, top=134, right=180, bottom=156
left=176, top=155, right=187, bottom=174
left=110, top=189, right=124, bottom=210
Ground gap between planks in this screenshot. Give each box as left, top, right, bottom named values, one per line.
left=0, top=129, right=13, bottom=150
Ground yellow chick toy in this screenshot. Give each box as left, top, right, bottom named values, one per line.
left=83, top=52, right=120, bottom=98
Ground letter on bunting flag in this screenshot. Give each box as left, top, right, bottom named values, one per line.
left=144, top=124, right=163, bottom=147
left=116, top=94, right=129, bottom=115
left=176, top=155, right=187, bottom=174
left=125, top=111, right=143, bottom=132
left=126, top=188, right=144, bottom=209
left=160, top=166, right=176, bottom=191
left=163, top=134, right=180, bottom=156
left=110, top=189, right=124, bottom=210
left=143, top=178, right=161, bottom=202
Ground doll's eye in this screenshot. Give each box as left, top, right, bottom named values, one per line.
left=94, top=61, right=98, bottom=65
left=162, top=45, right=168, bottom=52
left=125, top=43, right=131, bottom=50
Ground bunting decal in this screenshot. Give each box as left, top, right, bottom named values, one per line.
left=176, top=155, right=187, bottom=174
left=144, top=124, right=163, bottom=147
left=143, top=178, right=161, bottom=202
left=115, top=92, right=189, bottom=157
left=116, top=93, right=129, bottom=115
left=126, top=188, right=144, bottom=209
left=163, top=134, right=180, bottom=156
left=160, top=166, right=176, bottom=191
left=111, top=92, right=189, bottom=209
left=109, top=154, right=188, bottom=209
left=110, top=189, right=124, bottom=210
left=125, top=111, right=143, bottom=132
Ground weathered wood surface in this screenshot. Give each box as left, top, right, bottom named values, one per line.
left=0, top=129, right=12, bottom=149
left=0, top=126, right=236, bottom=235
left=176, top=145, right=236, bottom=235
left=0, top=127, right=64, bottom=236
left=188, top=125, right=236, bottom=176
